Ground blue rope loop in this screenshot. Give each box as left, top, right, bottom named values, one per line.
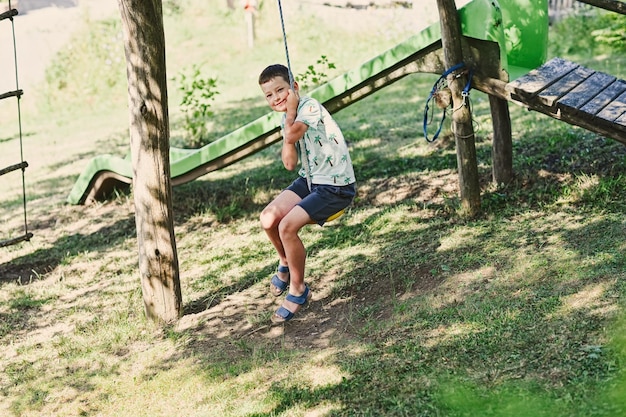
left=423, top=62, right=474, bottom=142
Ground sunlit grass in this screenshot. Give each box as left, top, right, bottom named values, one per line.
left=1, top=1, right=626, bottom=416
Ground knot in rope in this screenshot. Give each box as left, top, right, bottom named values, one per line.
left=423, top=62, right=474, bottom=142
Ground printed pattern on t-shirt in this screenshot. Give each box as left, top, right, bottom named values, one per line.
left=282, top=96, right=355, bottom=186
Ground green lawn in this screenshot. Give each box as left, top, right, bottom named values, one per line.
left=1, top=1, right=625, bottom=416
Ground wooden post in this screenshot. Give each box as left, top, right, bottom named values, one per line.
left=118, top=0, right=182, bottom=323
left=436, top=0, right=481, bottom=216
left=473, top=38, right=513, bottom=186
left=576, top=0, right=626, bottom=14
left=243, top=0, right=257, bottom=48
left=490, top=95, right=514, bottom=185
left=481, top=44, right=514, bottom=186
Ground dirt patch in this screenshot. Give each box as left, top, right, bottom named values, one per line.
left=176, top=261, right=445, bottom=351
left=173, top=169, right=456, bottom=348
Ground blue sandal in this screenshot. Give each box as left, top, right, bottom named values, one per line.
left=272, top=285, right=312, bottom=323
left=270, top=265, right=290, bottom=296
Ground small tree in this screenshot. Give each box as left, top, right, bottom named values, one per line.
left=177, top=65, right=219, bottom=148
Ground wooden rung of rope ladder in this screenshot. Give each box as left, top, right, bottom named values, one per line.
left=0, top=233, right=33, bottom=248
left=0, top=161, right=31, bottom=248
left=0, top=161, right=28, bottom=176
left=0, top=9, right=18, bottom=22
left=1, top=1, right=32, bottom=248
left=0, top=89, right=23, bottom=100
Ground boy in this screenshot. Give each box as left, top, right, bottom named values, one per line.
left=258, top=64, right=356, bottom=323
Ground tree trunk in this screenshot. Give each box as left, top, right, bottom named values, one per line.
left=436, top=0, right=481, bottom=216
left=117, top=0, right=182, bottom=323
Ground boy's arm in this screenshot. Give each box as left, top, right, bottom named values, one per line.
left=282, top=89, right=308, bottom=145
left=281, top=139, right=298, bottom=171
left=281, top=89, right=308, bottom=171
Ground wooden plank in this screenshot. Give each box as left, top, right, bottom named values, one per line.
left=558, top=71, right=616, bottom=110
left=557, top=107, right=626, bottom=144
left=580, top=79, right=626, bottom=115
left=535, top=66, right=595, bottom=107
left=596, top=89, right=626, bottom=123
left=508, top=57, right=579, bottom=99
left=615, top=112, right=626, bottom=131
left=504, top=58, right=626, bottom=143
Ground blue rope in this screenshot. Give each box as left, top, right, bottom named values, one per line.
left=423, top=63, right=473, bottom=142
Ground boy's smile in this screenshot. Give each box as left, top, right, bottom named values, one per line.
left=260, top=77, right=295, bottom=112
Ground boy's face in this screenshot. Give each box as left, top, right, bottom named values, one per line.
left=260, top=76, right=296, bottom=113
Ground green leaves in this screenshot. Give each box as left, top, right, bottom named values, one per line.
left=177, top=64, right=219, bottom=148
left=296, top=55, right=337, bottom=92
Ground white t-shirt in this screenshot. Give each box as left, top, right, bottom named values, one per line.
left=282, top=96, right=356, bottom=186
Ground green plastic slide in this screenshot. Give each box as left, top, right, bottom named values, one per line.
left=67, top=0, right=548, bottom=204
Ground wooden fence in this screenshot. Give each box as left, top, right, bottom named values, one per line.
left=549, top=0, right=587, bottom=21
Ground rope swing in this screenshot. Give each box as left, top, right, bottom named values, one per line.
left=1, top=0, right=33, bottom=248
left=276, top=0, right=295, bottom=89
left=275, top=0, right=345, bottom=223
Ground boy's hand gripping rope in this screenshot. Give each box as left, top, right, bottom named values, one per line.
left=423, top=62, right=474, bottom=142
left=277, top=0, right=312, bottom=191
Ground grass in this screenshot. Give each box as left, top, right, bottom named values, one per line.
left=2, top=1, right=626, bottom=416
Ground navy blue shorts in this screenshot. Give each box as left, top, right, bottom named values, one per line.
left=286, top=176, right=356, bottom=225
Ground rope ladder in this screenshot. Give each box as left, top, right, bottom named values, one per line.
left=1, top=0, right=32, bottom=248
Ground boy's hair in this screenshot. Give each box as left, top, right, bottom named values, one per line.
left=258, top=64, right=292, bottom=85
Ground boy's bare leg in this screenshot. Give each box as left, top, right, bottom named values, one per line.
left=260, top=190, right=302, bottom=280
left=276, top=205, right=312, bottom=313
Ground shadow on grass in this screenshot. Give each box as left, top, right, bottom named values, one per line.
left=160, top=109, right=626, bottom=415
left=6, top=171, right=622, bottom=417
left=0, top=213, right=136, bottom=286
left=3, top=69, right=626, bottom=415
left=155, top=197, right=626, bottom=416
